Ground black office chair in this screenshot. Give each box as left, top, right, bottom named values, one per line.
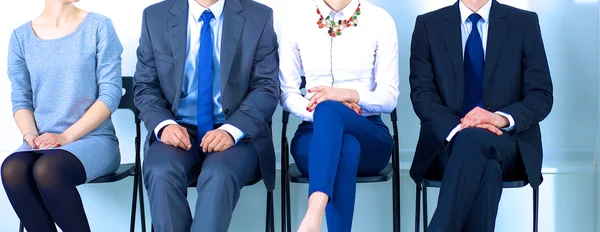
left=415, top=178, right=539, bottom=232
left=18, top=76, right=147, bottom=232
left=280, top=76, right=401, bottom=232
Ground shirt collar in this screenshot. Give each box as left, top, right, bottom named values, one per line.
left=459, top=0, right=492, bottom=24
left=189, top=0, right=225, bottom=22
left=316, top=0, right=360, bottom=19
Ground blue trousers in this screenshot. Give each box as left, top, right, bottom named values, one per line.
left=291, top=101, right=393, bottom=232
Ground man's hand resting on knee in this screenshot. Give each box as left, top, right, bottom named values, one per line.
left=159, top=124, right=192, bottom=150
left=200, top=129, right=234, bottom=153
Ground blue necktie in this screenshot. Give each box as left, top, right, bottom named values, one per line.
left=197, top=10, right=215, bottom=137
left=461, top=13, right=485, bottom=117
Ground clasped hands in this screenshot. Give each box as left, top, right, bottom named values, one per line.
left=306, top=86, right=362, bottom=114
left=460, top=107, right=509, bottom=136
left=24, top=133, right=71, bottom=149
left=160, top=125, right=234, bottom=153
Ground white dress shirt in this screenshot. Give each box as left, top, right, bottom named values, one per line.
left=279, top=0, right=399, bottom=122
left=445, top=0, right=515, bottom=142
left=154, top=0, right=245, bottom=144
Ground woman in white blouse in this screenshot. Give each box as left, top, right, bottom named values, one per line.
left=279, top=0, right=399, bottom=231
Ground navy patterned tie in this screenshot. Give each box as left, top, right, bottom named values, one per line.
left=461, top=13, right=485, bottom=117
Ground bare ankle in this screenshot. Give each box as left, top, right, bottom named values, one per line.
left=307, top=191, right=329, bottom=211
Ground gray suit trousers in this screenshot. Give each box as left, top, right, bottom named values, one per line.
left=143, top=129, right=258, bottom=232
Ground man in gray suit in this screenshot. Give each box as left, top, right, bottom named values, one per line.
left=133, top=0, right=279, bottom=231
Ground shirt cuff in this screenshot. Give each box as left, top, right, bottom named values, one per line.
left=356, top=90, right=371, bottom=104
left=302, top=111, right=315, bottom=122
left=154, top=119, right=178, bottom=142
left=446, top=124, right=461, bottom=142
left=495, top=111, right=515, bottom=132
left=218, top=124, right=246, bottom=144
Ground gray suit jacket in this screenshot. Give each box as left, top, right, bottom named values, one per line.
left=133, top=0, right=279, bottom=190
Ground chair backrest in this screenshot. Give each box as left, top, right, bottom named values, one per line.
left=119, top=76, right=140, bottom=123
left=299, top=76, right=307, bottom=89
left=390, top=109, right=398, bottom=142
left=117, top=77, right=143, bottom=170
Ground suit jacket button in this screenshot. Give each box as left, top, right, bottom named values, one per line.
left=224, top=109, right=230, bottom=115
left=485, top=105, right=491, bottom=110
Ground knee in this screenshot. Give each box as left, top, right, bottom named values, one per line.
left=1, top=155, right=30, bottom=186
left=32, top=156, right=61, bottom=189
left=453, top=128, right=492, bottom=152
left=313, top=100, right=344, bottom=120
left=142, top=157, right=186, bottom=188
left=339, top=135, right=361, bottom=168
left=484, top=160, right=502, bottom=179
left=451, top=128, right=504, bottom=165
left=197, top=160, right=241, bottom=190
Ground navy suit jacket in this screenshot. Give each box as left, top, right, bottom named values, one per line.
left=133, top=0, right=279, bottom=190
left=409, top=0, right=553, bottom=188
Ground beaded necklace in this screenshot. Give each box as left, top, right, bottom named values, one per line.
left=315, top=1, right=361, bottom=37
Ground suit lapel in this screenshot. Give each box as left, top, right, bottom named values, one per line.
left=167, top=0, right=189, bottom=110
left=484, top=1, right=509, bottom=91
left=220, top=0, right=245, bottom=95
left=441, top=2, right=465, bottom=108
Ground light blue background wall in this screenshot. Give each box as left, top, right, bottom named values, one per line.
left=0, top=0, right=598, bottom=231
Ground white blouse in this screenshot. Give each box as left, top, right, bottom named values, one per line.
left=278, top=0, right=400, bottom=122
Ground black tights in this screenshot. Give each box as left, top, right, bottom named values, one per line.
left=1, top=149, right=89, bottom=232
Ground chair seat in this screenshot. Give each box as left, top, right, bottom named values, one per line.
left=288, top=162, right=394, bottom=183
left=89, top=163, right=135, bottom=183
left=422, top=178, right=529, bottom=188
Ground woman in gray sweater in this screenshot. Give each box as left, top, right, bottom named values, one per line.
left=1, top=0, right=123, bottom=231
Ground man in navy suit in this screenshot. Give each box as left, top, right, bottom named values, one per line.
left=409, top=0, right=553, bottom=231
left=133, top=0, right=279, bottom=231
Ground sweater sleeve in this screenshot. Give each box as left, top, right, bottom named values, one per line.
left=7, top=30, right=34, bottom=114
left=96, top=18, right=124, bottom=113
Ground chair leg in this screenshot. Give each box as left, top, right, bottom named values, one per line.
left=138, top=171, right=147, bottom=232
left=393, top=171, right=401, bottom=232
left=533, top=187, right=539, bottom=232
left=271, top=190, right=276, bottom=232
left=130, top=169, right=139, bottom=232
left=19, top=221, right=24, bottom=232
left=285, top=177, right=292, bottom=232
left=422, top=185, right=428, bottom=232
left=266, top=190, right=274, bottom=232
left=281, top=171, right=287, bottom=232
left=415, top=185, right=421, bottom=232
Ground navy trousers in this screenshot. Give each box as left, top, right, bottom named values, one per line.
left=291, top=101, right=393, bottom=232
left=143, top=125, right=259, bottom=232
left=426, top=128, right=526, bottom=232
